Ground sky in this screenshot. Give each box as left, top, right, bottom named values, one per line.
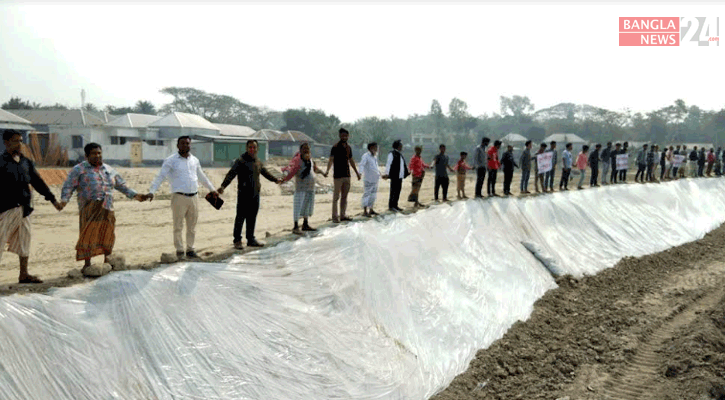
left=0, top=2, right=723, bottom=122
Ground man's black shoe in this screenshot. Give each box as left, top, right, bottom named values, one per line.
left=185, top=250, right=200, bottom=259
left=247, top=240, right=265, bottom=247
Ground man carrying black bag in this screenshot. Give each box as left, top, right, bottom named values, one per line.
left=218, top=140, right=280, bottom=250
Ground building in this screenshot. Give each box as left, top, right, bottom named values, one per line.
left=192, top=134, right=269, bottom=165
left=5, top=109, right=321, bottom=166
left=8, top=109, right=108, bottom=162
left=105, top=113, right=166, bottom=166
left=149, top=112, right=221, bottom=138
left=543, top=133, right=588, bottom=145
left=0, top=109, right=34, bottom=153
left=500, top=133, right=528, bottom=150
left=411, top=132, right=438, bottom=146
left=253, top=129, right=318, bottom=157
left=146, top=112, right=221, bottom=165
left=216, top=123, right=257, bottom=138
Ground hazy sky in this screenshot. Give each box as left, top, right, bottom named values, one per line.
left=0, top=2, right=723, bottom=122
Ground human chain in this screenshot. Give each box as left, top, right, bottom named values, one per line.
left=1, top=129, right=721, bottom=281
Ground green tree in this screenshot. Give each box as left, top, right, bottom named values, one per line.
left=281, top=108, right=341, bottom=144
left=105, top=105, right=135, bottom=115
left=159, top=87, right=258, bottom=125
left=447, top=98, right=478, bottom=149
left=353, top=116, right=392, bottom=147
left=1, top=97, right=36, bottom=110
left=134, top=100, right=157, bottom=115
left=37, top=103, right=69, bottom=110
left=427, top=99, right=446, bottom=140
left=499, top=95, right=535, bottom=122
left=249, top=106, right=284, bottom=130
left=83, top=103, right=99, bottom=112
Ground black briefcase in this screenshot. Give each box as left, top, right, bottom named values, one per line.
left=205, top=193, right=224, bottom=210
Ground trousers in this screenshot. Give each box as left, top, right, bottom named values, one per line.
left=520, top=169, right=530, bottom=192
left=487, top=169, right=498, bottom=195
left=474, top=167, right=486, bottom=197
left=171, top=193, right=199, bottom=252
left=434, top=176, right=449, bottom=200
left=234, top=193, right=260, bottom=243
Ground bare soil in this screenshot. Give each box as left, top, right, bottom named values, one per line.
left=432, top=223, right=725, bottom=400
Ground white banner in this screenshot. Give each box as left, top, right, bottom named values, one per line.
left=616, top=154, right=629, bottom=171
left=672, top=155, right=685, bottom=168
left=537, top=152, right=553, bottom=174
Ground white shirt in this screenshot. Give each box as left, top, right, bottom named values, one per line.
left=359, top=152, right=381, bottom=183
left=385, top=150, right=406, bottom=179
left=149, top=152, right=215, bottom=194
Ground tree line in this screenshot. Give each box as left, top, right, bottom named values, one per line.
left=4, top=90, right=724, bottom=148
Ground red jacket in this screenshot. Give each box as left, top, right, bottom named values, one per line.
left=487, top=146, right=501, bottom=170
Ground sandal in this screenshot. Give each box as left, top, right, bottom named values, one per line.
left=18, top=275, right=43, bottom=284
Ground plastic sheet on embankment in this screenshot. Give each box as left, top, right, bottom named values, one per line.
left=1, top=178, right=724, bottom=400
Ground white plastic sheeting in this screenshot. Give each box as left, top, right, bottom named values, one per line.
left=1, top=179, right=724, bottom=399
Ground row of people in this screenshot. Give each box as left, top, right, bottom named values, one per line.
left=3, top=127, right=721, bottom=282
left=0, top=131, right=268, bottom=280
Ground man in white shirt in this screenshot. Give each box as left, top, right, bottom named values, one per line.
left=383, top=140, right=409, bottom=212
left=358, top=142, right=381, bottom=217
left=147, top=136, right=218, bottom=259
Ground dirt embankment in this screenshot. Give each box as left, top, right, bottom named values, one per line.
left=432, top=224, right=725, bottom=400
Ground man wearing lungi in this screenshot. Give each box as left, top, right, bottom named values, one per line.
left=280, top=142, right=326, bottom=234
left=358, top=142, right=381, bottom=217
left=218, top=140, right=280, bottom=249
left=147, top=136, right=219, bottom=259
left=0, top=130, right=62, bottom=283
left=60, top=143, right=146, bottom=275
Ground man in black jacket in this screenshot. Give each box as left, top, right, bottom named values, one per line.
left=383, top=140, right=409, bottom=212
left=601, top=142, right=612, bottom=184
left=0, top=130, right=62, bottom=283
left=588, top=144, right=601, bottom=187
left=501, top=145, right=518, bottom=195
left=473, top=137, right=490, bottom=198
left=698, top=147, right=706, bottom=177
left=689, top=146, right=699, bottom=178
left=646, top=145, right=656, bottom=182
left=218, top=140, right=280, bottom=249
left=635, top=144, right=648, bottom=183
left=610, top=143, right=621, bottom=184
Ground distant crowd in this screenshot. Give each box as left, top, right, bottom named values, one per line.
left=1, top=128, right=722, bottom=282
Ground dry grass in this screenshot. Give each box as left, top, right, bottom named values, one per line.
left=23, top=133, right=69, bottom=167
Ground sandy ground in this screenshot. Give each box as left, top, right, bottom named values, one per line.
left=0, top=158, right=548, bottom=290
left=431, top=223, right=725, bottom=400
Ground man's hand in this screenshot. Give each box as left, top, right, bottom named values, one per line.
left=134, top=194, right=145, bottom=202
left=53, top=201, right=65, bottom=211
left=217, top=187, right=225, bottom=195
left=356, top=172, right=361, bottom=180
left=209, top=190, right=219, bottom=198
left=382, top=174, right=389, bottom=180
left=146, top=193, right=154, bottom=202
